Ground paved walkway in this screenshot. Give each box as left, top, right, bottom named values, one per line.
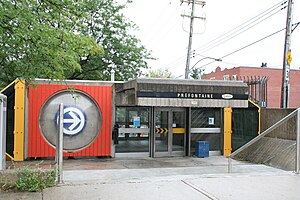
left=1, top=156, right=300, bottom=200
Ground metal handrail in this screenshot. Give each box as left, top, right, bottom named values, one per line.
left=228, top=108, right=300, bottom=173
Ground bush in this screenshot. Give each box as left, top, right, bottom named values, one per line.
left=11, top=167, right=56, bottom=192
left=0, top=167, right=56, bottom=192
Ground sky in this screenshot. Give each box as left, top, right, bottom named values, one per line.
left=117, top=0, right=300, bottom=78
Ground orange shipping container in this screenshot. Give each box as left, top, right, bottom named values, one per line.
left=27, top=82, right=112, bottom=158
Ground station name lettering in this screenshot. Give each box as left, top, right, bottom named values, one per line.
left=177, top=93, right=213, bottom=99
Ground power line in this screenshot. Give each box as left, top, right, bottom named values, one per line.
left=143, top=3, right=171, bottom=36
left=220, top=21, right=299, bottom=59
left=220, top=28, right=285, bottom=59
left=162, top=0, right=287, bottom=71
left=182, top=0, right=206, bottom=79
left=176, top=21, right=300, bottom=78
left=145, top=3, right=181, bottom=44
left=194, top=1, right=287, bottom=54
left=166, top=58, right=186, bottom=71
left=147, top=20, right=181, bottom=50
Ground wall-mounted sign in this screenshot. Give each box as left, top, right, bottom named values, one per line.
left=133, top=116, right=140, bottom=127
left=137, top=91, right=248, bottom=100
left=177, top=93, right=213, bottom=99
left=208, top=117, right=215, bottom=125
left=221, top=94, right=233, bottom=99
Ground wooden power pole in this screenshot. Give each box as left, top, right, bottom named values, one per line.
left=181, top=0, right=206, bottom=79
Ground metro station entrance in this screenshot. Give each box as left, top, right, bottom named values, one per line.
left=115, top=78, right=249, bottom=158
left=153, top=108, right=186, bottom=157
left=114, top=107, right=186, bottom=157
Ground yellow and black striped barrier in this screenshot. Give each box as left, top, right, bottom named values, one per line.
left=155, top=128, right=185, bottom=134
left=155, top=128, right=168, bottom=134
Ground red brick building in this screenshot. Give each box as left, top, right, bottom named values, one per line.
left=204, top=66, right=300, bottom=108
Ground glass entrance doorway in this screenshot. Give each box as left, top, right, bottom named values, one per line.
left=115, top=107, right=150, bottom=155
left=154, top=108, right=186, bottom=157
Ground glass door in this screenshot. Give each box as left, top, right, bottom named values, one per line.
left=154, top=110, right=169, bottom=154
left=115, top=107, right=150, bottom=154
left=172, top=110, right=185, bottom=154
left=154, top=108, right=186, bottom=157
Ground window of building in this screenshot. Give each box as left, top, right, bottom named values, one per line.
left=210, top=77, right=216, bottom=80
left=223, top=74, right=229, bottom=80
left=232, top=74, right=237, bottom=80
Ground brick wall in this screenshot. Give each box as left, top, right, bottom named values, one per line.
left=204, top=66, right=300, bottom=108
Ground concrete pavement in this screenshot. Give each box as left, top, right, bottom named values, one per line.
left=42, top=174, right=300, bottom=200
left=1, top=156, right=300, bottom=200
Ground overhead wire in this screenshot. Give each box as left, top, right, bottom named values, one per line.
left=175, top=21, right=300, bottom=78
left=193, top=0, right=287, bottom=54
left=145, top=3, right=182, bottom=45
left=142, top=2, right=173, bottom=41
left=181, top=9, right=207, bottom=34
left=162, top=0, right=287, bottom=71
left=194, top=3, right=287, bottom=55
left=220, top=21, right=299, bottom=60
left=147, top=20, right=181, bottom=50
left=158, top=3, right=208, bottom=70
left=220, top=28, right=285, bottom=60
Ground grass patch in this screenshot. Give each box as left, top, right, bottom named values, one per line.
left=0, top=164, right=56, bottom=192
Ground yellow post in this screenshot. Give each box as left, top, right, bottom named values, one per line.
left=14, top=80, right=25, bottom=161
left=223, top=108, right=232, bottom=156
left=248, top=99, right=261, bottom=135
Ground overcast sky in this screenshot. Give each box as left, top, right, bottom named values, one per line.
left=118, top=0, right=300, bottom=78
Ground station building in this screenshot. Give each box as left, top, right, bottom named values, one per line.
left=1, top=78, right=258, bottom=161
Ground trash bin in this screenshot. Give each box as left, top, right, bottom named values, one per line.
left=195, top=141, right=209, bottom=158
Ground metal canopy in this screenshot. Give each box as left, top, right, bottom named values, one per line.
left=115, top=78, right=248, bottom=108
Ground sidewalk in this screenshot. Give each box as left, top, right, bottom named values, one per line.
left=1, top=156, right=300, bottom=200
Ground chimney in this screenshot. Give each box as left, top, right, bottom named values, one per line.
left=261, top=62, right=267, bottom=68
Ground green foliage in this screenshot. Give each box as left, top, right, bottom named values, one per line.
left=147, top=68, right=174, bottom=78
left=14, top=167, right=56, bottom=192
left=190, top=68, right=204, bottom=79
left=66, top=0, right=153, bottom=81
left=0, top=0, right=152, bottom=89
left=0, top=0, right=103, bottom=88
left=0, top=166, right=56, bottom=192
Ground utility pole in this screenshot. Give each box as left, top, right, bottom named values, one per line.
left=281, top=0, right=294, bottom=108
left=181, top=0, right=206, bottom=79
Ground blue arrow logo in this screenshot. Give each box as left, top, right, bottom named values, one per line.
left=56, top=106, right=86, bottom=136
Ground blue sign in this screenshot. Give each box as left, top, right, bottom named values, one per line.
left=133, top=116, right=140, bottom=127
left=56, top=106, right=86, bottom=136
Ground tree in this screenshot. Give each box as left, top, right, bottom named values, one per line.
left=0, top=0, right=152, bottom=89
left=0, top=0, right=103, bottom=88
left=190, top=68, right=204, bottom=79
left=67, top=0, right=152, bottom=81
left=147, top=68, right=174, bottom=78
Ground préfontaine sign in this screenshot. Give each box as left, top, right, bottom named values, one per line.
left=137, top=91, right=248, bottom=100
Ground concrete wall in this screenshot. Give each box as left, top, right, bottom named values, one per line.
left=261, top=108, right=296, bottom=140
left=234, top=108, right=298, bottom=171
left=234, top=137, right=296, bottom=171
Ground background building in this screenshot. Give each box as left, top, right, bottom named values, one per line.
left=204, top=66, right=300, bottom=108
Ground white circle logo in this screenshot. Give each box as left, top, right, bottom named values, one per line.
left=61, top=106, right=86, bottom=136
